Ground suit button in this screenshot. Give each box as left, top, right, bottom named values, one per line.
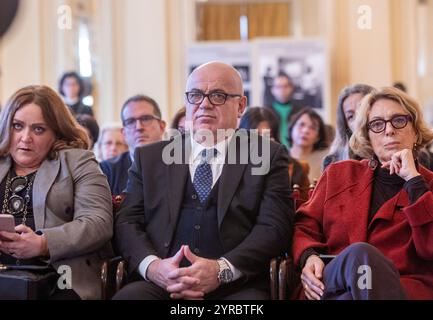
left=194, top=248, right=200, bottom=254
left=194, top=225, right=200, bottom=230
left=191, top=194, right=197, bottom=200
left=164, top=242, right=170, bottom=248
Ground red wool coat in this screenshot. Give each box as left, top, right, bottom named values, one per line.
left=292, top=160, right=433, bottom=299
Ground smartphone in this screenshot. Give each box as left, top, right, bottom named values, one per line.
left=0, top=214, right=15, bottom=233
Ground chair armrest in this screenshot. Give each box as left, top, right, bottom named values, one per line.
left=101, top=256, right=125, bottom=300
left=116, top=260, right=128, bottom=293
left=270, top=257, right=280, bottom=300
left=278, top=255, right=300, bottom=300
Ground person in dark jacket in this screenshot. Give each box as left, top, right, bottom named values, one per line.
left=58, top=71, right=93, bottom=116
left=99, top=94, right=165, bottom=195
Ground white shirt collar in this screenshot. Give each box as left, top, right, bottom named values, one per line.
left=190, top=131, right=234, bottom=164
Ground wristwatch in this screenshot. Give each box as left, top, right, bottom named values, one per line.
left=217, top=258, right=233, bottom=284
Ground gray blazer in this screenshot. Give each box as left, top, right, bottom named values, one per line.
left=0, top=149, right=113, bottom=300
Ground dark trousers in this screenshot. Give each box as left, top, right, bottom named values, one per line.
left=322, top=242, right=407, bottom=300
left=112, top=277, right=269, bottom=300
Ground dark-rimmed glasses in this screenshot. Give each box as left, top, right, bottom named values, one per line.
left=185, top=91, right=242, bottom=106
left=367, top=114, right=412, bottom=133
left=123, top=115, right=160, bottom=129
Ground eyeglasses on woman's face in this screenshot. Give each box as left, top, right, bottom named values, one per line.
left=367, top=114, right=412, bottom=134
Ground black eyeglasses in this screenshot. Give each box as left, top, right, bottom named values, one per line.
left=185, top=91, right=242, bottom=106
left=123, top=115, right=160, bottom=129
left=367, top=114, right=412, bottom=133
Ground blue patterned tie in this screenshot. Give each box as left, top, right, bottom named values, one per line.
left=193, top=149, right=217, bottom=203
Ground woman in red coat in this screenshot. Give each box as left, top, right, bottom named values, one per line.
left=292, top=87, right=433, bottom=300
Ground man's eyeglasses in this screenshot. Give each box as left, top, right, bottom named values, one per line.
left=123, top=115, right=160, bottom=129
left=185, top=91, right=242, bottom=106
left=367, top=114, right=412, bottom=133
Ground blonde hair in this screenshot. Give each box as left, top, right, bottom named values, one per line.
left=350, top=87, right=433, bottom=159
left=0, top=85, right=89, bottom=159
left=97, top=123, right=123, bottom=144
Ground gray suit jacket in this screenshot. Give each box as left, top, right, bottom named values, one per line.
left=0, top=149, right=113, bottom=300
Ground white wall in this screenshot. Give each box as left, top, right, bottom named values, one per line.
left=0, top=0, right=431, bottom=126
left=0, top=0, right=44, bottom=103
left=0, top=0, right=172, bottom=126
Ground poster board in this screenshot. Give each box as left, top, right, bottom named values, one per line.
left=187, top=42, right=252, bottom=103
left=252, top=38, right=327, bottom=118
left=187, top=39, right=329, bottom=119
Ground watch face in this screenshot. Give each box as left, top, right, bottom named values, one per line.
left=219, top=268, right=233, bottom=283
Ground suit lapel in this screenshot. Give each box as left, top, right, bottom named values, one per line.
left=33, top=157, right=60, bottom=229
left=167, top=135, right=190, bottom=226
left=0, top=157, right=11, bottom=186
left=217, top=132, right=248, bottom=228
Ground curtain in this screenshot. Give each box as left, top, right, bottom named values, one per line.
left=197, top=4, right=241, bottom=41
left=247, top=3, right=290, bottom=38
left=196, top=2, right=290, bottom=41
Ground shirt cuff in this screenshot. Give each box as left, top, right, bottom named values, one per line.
left=138, top=255, right=160, bottom=281
left=221, top=257, right=243, bottom=281
left=299, top=248, right=320, bottom=269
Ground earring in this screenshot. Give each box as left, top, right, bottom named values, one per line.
left=368, top=156, right=379, bottom=170
left=412, top=142, right=419, bottom=160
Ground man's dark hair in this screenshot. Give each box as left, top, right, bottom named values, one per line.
left=120, top=94, right=162, bottom=122
left=75, top=114, right=100, bottom=148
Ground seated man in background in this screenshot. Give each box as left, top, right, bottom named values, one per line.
left=113, top=61, right=294, bottom=300
left=100, top=95, right=166, bottom=195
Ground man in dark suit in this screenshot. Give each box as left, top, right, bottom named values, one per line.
left=100, top=95, right=166, bottom=195
left=113, top=62, right=294, bottom=300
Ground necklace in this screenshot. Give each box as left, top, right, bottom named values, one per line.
left=1, top=170, right=36, bottom=226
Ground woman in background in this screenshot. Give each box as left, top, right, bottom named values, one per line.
left=58, top=71, right=93, bottom=116
left=323, top=84, right=374, bottom=169
left=239, top=107, right=310, bottom=199
left=288, top=108, right=329, bottom=182
left=170, top=106, right=186, bottom=136
left=97, top=124, right=128, bottom=161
